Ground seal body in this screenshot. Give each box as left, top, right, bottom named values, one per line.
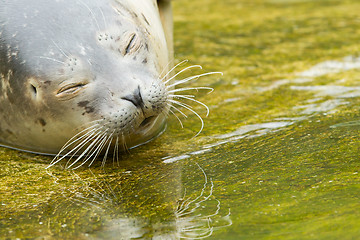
left=0, top=0, right=173, bottom=156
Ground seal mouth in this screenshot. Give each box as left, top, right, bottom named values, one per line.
left=140, top=116, right=156, bottom=128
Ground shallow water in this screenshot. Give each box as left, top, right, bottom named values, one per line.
left=1, top=0, right=360, bottom=239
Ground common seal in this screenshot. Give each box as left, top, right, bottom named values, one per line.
left=0, top=0, right=216, bottom=167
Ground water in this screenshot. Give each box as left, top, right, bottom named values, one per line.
left=1, top=0, right=360, bottom=239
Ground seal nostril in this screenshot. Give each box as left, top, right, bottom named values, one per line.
left=121, top=86, right=144, bottom=108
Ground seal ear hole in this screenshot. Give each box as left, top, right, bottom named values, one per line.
left=30, top=84, right=37, bottom=97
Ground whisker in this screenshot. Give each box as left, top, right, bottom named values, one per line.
left=88, top=132, right=114, bottom=167
left=168, top=108, right=184, bottom=128
left=58, top=122, right=101, bottom=150
left=98, top=7, right=107, bottom=29
left=51, top=39, right=69, bottom=58
left=65, top=131, right=105, bottom=168
left=67, top=131, right=107, bottom=169
left=167, top=103, right=188, bottom=118
left=168, top=87, right=214, bottom=94
left=87, top=131, right=112, bottom=165
left=171, top=94, right=195, bottom=98
left=77, top=0, right=101, bottom=31
left=122, top=134, right=130, bottom=154
left=116, top=136, right=120, bottom=165
left=37, top=56, right=65, bottom=64
left=48, top=128, right=101, bottom=167
left=97, top=138, right=108, bottom=169
left=112, top=136, right=119, bottom=166
left=73, top=132, right=108, bottom=169
left=102, top=136, right=113, bottom=167
left=170, top=100, right=204, bottom=137
left=55, top=125, right=99, bottom=156
left=158, top=59, right=174, bottom=80
left=80, top=134, right=105, bottom=163
left=116, top=136, right=120, bottom=166
left=167, top=72, right=223, bottom=89
left=171, top=99, right=193, bottom=110
left=64, top=131, right=103, bottom=168
left=164, top=65, right=202, bottom=85
left=160, top=59, right=188, bottom=81
left=75, top=119, right=102, bottom=132
left=170, top=94, right=210, bottom=117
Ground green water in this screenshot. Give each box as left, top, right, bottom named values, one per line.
left=1, top=0, right=360, bottom=239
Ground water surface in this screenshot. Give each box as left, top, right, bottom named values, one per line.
left=1, top=0, right=360, bottom=239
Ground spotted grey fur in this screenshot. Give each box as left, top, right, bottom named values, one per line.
left=0, top=0, right=171, bottom=151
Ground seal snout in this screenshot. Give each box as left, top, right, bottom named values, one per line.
left=121, top=86, right=144, bottom=109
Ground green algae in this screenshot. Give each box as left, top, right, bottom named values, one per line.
left=200, top=107, right=360, bottom=239
left=1, top=0, right=360, bottom=239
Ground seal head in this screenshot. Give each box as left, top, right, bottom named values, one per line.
left=0, top=0, right=173, bottom=159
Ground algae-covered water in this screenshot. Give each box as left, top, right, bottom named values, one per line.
left=1, top=0, right=360, bottom=239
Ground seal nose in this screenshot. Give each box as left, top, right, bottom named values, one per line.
left=121, top=86, right=144, bottom=108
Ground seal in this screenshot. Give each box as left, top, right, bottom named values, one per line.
left=0, top=0, right=217, bottom=168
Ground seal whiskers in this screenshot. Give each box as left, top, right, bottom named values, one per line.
left=47, top=123, right=101, bottom=167
left=36, top=56, right=66, bottom=65
left=121, top=133, right=130, bottom=154
left=101, top=135, right=113, bottom=168
left=47, top=61, right=220, bottom=168
left=111, top=136, right=120, bottom=167
left=169, top=99, right=205, bottom=137
left=66, top=130, right=107, bottom=169
left=168, top=86, right=214, bottom=94
left=162, top=63, right=222, bottom=137
left=78, top=131, right=114, bottom=169
left=167, top=72, right=223, bottom=88
left=48, top=120, right=111, bottom=168
left=51, top=39, right=70, bottom=59
left=163, top=65, right=203, bottom=84
left=77, top=0, right=101, bottom=31
left=169, top=94, right=210, bottom=117
left=168, top=108, right=185, bottom=128
left=160, top=59, right=189, bottom=82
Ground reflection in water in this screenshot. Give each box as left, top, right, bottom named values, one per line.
left=175, top=164, right=232, bottom=239
left=330, top=119, right=360, bottom=128
left=46, top=163, right=231, bottom=239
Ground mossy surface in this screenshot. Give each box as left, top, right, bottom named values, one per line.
left=1, top=0, right=360, bottom=239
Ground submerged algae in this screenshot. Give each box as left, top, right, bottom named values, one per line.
left=1, top=0, right=360, bottom=239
